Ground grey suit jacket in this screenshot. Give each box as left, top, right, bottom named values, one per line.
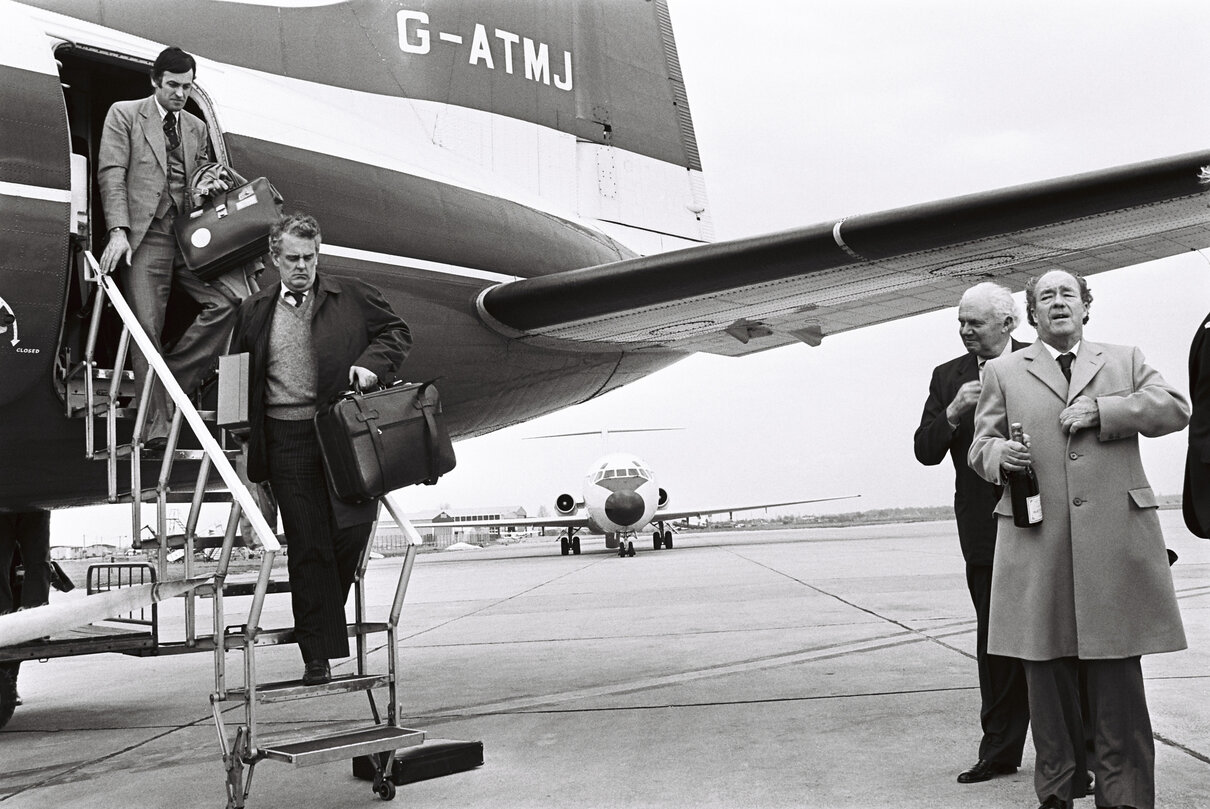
left=98, top=95, right=212, bottom=252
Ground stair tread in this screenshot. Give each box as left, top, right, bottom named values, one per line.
left=227, top=673, right=390, bottom=703
left=261, top=725, right=424, bottom=766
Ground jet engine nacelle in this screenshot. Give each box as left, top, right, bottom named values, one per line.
left=657, top=488, right=669, bottom=509
left=555, top=493, right=578, bottom=515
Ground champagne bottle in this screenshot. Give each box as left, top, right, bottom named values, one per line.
left=1008, top=422, right=1042, bottom=527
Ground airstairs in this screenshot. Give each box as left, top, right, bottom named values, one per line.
left=2, top=249, right=455, bottom=806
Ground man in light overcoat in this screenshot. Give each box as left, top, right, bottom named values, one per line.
left=968, top=270, right=1188, bottom=809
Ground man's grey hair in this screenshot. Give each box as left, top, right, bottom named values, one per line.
left=960, top=282, right=1019, bottom=331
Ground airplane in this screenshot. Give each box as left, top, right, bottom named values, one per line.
left=411, top=451, right=859, bottom=557
left=3, top=0, right=1210, bottom=517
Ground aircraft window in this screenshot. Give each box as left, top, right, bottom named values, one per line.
left=627, top=468, right=638, bottom=476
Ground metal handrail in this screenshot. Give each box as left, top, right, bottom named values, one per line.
left=82, top=253, right=280, bottom=555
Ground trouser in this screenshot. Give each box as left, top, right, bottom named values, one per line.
left=0, top=510, right=52, bottom=612
left=966, top=563, right=1030, bottom=764
left=1024, top=656, right=1154, bottom=809
left=121, top=220, right=238, bottom=439
left=265, top=418, right=371, bottom=662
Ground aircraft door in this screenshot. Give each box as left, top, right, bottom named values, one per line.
left=0, top=4, right=72, bottom=408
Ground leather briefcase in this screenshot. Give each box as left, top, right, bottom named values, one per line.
left=314, top=381, right=457, bottom=503
left=174, top=177, right=280, bottom=282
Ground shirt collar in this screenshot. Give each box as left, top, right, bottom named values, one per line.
left=279, top=285, right=310, bottom=305
left=1041, top=340, right=1081, bottom=360
left=154, top=98, right=175, bottom=124
left=977, top=339, right=1014, bottom=369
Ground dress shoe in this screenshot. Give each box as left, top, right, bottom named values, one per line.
left=957, top=758, right=1017, bottom=783
left=1038, top=797, right=1068, bottom=809
left=302, top=659, right=330, bottom=685
left=143, top=435, right=168, bottom=452
left=14, top=692, right=22, bottom=707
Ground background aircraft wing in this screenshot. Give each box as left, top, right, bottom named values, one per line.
left=411, top=515, right=588, bottom=530
left=479, top=150, right=1210, bottom=356
left=655, top=494, right=860, bottom=523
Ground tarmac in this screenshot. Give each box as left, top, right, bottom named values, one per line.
left=1, top=511, right=1207, bottom=809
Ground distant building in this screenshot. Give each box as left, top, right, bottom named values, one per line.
left=374, top=506, right=530, bottom=551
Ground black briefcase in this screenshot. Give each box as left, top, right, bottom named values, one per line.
left=174, top=177, right=280, bottom=281
left=314, top=381, right=456, bottom=503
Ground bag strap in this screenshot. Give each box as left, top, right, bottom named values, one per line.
left=349, top=391, right=388, bottom=484
left=415, top=381, right=441, bottom=484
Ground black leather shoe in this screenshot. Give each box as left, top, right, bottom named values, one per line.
left=1038, top=797, right=1068, bottom=809
left=957, top=759, right=1017, bottom=783
left=143, top=435, right=168, bottom=452
left=302, top=659, right=330, bottom=685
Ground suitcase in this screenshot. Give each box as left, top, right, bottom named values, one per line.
left=352, top=740, right=484, bottom=785
left=173, top=177, right=280, bottom=282
left=314, top=381, right=456, bottom=503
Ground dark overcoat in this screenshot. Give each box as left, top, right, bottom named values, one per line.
left=914, top=340, right=1028, bottom=565
left=229, top=272, right=411, bottom=527
left=1183, top=311, right=1210, bottom=538
left=969, top=340, right=1188, bottom=660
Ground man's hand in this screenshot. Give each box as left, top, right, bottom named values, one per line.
left=349, top=365, right=378, bottom=390
left=945, top=380, right=982, bottom=426
left=999, top=432, right=1032, bottom=474
left=99, top=229, right=131, bottom=276
left=1059, top=395, right=1100, bottom=435
left=195, top=175, right=230, bottom=196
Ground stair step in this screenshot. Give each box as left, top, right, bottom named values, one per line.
left=98, top=446, right=239, bottom=463
left=227, top=673, right=390, bottom=704
left=221, top=622, right=388, bottom=650
left=195, top=577, right=291, bottom=598
left=260, top=725, right=424, bottom=767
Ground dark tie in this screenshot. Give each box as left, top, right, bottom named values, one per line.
left=162, top=112, right=180, bottom=152
left=284, top=289, right=305, bottom=308
left=1058, top=352, right=1074, bottom=382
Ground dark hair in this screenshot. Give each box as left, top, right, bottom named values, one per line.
left=269, top=213, right=322, bottom=256
left=1024, top=271, right=1092, bottom=326
left=152, top=47, right=196, bottom=83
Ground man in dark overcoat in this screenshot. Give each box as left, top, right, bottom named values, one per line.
left=229, top=213, right=411, bottom=684
left=915, top=281, right=1030, bottom=784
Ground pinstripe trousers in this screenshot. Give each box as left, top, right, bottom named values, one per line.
left=265, top=417, right=372, bottom=662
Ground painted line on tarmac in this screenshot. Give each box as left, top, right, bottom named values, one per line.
left=429, top=627, right=942, bottom=716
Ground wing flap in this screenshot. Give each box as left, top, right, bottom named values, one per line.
left=479, top=150, right=1210, bottom=356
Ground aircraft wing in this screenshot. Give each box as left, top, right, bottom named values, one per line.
left=411, top=515, right=587, bottom=530
left=655, top=495, right=860, bottom=523
left=479, top=150, right=1210, bottom=356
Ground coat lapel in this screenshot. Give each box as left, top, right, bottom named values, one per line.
left=138, top=96, right=168, bottom=171
left=1024, top=341, right=1068, bottom=402
left=1067, top=341, right=1105, bottom=403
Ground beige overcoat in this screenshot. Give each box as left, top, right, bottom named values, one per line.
left=968, top=340, right=1188, bottom=660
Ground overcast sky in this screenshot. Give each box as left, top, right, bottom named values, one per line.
left=58, top=0, right=1210, bottom=542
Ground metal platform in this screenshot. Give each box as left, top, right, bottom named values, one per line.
left=260, top=725, right=424, bottom=768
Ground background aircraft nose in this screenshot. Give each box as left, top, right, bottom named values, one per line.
left=604, top=490, right=645, bottom=527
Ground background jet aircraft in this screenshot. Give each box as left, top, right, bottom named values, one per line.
left=412, top=451, right=857, bottom=557
left=2, top=0, right=1210, bottom=517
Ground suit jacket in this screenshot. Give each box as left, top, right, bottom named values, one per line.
left=915, top=339, right=1028, bottom=565
left=98, top=95, right=212, bottom=252
left=229, top=273, right=412, bottom=527
left=969, top=340, right=1188, bottom=660
left=1183, top=311, right=1210, bottom=538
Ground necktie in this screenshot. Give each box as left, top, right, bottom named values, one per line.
left=162, top=112, right=180, bottom=152
left=1057, top=352, right=1074, bottom=382
left=284, top=290, right=305, bottom=308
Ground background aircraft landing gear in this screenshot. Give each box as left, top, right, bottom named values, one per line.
left=652, top=531, right=662, bottom=551
left=663, top=530, right=673, bottom=549
left=618, top=540, right=635, bottom=558
left=572, top=537, right=581, bottom=555
left=560, top=536, right=570, bottom=556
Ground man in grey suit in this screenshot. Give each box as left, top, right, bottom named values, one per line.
left=969, top=270, right=1188, bottom=809
left=98, top=46, right=237, bottom=446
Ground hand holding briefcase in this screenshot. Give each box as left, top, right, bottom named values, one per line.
left=314, top=381, right=457, bottom=503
